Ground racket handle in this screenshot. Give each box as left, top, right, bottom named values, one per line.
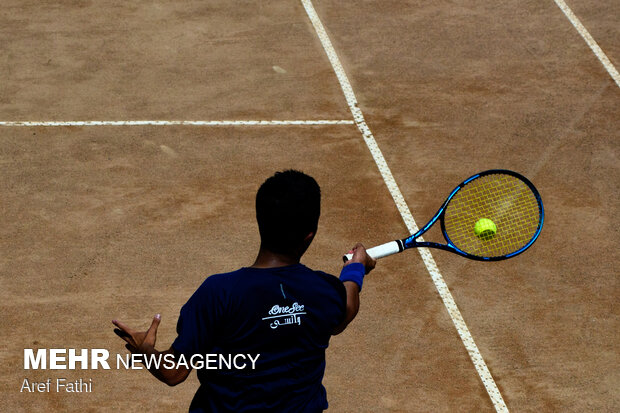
left=343, top=240, right=403, bottom=262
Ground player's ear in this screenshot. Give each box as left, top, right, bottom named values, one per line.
left=303, top=231, right=316, bottom=245
left=296, top=231, right=316, bottom=258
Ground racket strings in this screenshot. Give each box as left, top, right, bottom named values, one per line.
left=443, top=174, right=541, bottom=258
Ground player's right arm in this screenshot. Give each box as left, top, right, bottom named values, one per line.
left=333, top=244, right=376, bottom=335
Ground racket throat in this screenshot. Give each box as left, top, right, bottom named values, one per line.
left=402, top=235, right=423, bottom=250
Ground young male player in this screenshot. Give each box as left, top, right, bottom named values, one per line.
left=113, top=170, right=376, bottom=412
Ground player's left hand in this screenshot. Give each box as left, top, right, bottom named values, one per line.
left=112, top=314, right=161, bottom=354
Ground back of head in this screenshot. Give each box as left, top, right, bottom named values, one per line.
left=256, top=170, right=321, bottom=255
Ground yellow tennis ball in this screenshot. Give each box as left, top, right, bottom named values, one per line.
left=474, top=218, right=497, bottom=240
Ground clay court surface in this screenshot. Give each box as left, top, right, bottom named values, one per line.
left=1, top=0, right=618, bottom=411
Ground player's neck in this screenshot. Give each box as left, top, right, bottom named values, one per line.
left=251, top=246, right=301, bottom=268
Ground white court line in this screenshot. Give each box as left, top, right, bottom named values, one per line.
left=300, top=0, right=509, bottom=411
left=0, top=120, right=354, bottom=127
left=554, top=0, right=620, bottom=88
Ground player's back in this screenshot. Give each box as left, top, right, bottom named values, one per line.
left=173, top=263, right=346, bottom=412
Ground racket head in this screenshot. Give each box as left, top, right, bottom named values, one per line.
left=438, top=170, right=544, bottom=260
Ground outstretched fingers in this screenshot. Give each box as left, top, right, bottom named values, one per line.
left=112, top=315, right=161, bottom=354
left=112, top=319, right=133, bottom=334
left=145, top=314, right=161, bottom=346
left=112, top=319, right=135, bottom=343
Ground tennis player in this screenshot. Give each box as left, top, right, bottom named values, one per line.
left=113, top=170, right=376, bottom=412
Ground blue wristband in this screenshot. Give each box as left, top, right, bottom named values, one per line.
left=339, top=263, right=366, bottom=291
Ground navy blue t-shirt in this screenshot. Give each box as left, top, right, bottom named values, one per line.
left=172, top=263, right=348, bottom=412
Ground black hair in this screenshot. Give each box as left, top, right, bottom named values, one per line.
left=256, top=170, right=321, bottom=254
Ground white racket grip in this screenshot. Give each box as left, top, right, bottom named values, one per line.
left=343, top=240, right=403, bottom=261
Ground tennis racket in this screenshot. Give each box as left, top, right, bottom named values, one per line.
left=344, top=169, right=544, bottom=262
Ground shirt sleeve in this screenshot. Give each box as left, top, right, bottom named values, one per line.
left=172, top=276, right=225, bottom=357
left=317, top=270, right=348, bottom=327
